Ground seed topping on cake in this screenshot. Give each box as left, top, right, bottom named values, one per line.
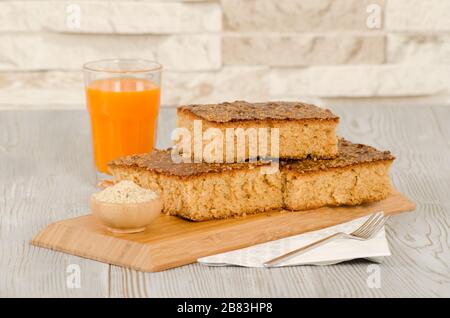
left=178, top=101, right=339, bottom=123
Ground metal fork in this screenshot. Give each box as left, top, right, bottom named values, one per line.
left=263, top=211, right=389, bottom=267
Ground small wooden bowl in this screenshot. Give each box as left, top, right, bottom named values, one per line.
left=90, top=196, right=162, bottom=234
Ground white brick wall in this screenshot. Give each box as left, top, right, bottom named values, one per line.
left=0, top=1, right=221, bottom=34
left=0, top=0, right=449, bottom=108
left=387, top=34, right=450, bottom=64
left=0, top=34, right=220, bottom=71
left=385, top=0, right=450, bottom=31
left=223, top=34, right=385, bottom=66
left=270, top=66, right=450, bottom=98
left=222, top=0, right=385, bottom=32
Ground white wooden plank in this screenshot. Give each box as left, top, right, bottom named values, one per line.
left=1, top=106, right=450, bottom=297
left=0, top=111, right=109, bottom=297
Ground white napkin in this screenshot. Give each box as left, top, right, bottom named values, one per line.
left=198, top=214, right=390, bottom=267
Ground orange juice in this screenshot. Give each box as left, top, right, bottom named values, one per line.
left=86, top=78, right=160, bottom=174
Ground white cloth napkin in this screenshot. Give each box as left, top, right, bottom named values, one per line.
left=198, top=214, right=390, bottom=267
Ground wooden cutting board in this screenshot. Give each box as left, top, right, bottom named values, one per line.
left=31, top=191, right=415, bottom=272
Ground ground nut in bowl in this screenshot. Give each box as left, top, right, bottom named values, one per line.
left=90, top=180, right=161, bottom=234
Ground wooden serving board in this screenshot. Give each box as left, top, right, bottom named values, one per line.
left=32, top=191, right=415, bottom=272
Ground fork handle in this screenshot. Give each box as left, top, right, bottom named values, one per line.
left=263, top=232, right=345, bottom=267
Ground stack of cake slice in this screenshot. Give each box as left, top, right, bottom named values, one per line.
left=109, top=101, right=395, bottom=221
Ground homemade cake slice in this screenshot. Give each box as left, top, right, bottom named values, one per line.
left=109, top=151, right=283, bottom=221
left=176, top=101, right=339, bottom=161
left=282, top=139, right=395, bottom=211
left=109, top=140, right=395, bottom=221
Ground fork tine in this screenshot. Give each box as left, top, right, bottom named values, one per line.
left=352, top=212, right=383, bottom=236
left=365, top=216, right=390, bottom=239
left=351, top=212, right=381, bottom=236
left=357, top=215, right=384, bottom=238
left=360, top=216, right=387, bottom=239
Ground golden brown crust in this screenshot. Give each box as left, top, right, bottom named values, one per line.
left=108, top=150, right=269, bottom=178
left=281, top=139, right=395, bottom=175
left=177, top=100, right=339, bottom=123
left=109, top=139, right=394, bottom=178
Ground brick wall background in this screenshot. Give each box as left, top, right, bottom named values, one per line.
left=0, top=0, right=449, bottom=109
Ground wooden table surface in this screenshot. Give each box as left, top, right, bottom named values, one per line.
left=1, top=105, right=449, bottom=298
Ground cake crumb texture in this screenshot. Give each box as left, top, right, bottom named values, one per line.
left=284, top=162, right=393, bottom=211
left=176, top=100, right=340, bottom=161
left=109, top=140, right=395, bottom=221
left=176, top=110, right=339, bottom=161
left=110, top=166, right=282, bottom=221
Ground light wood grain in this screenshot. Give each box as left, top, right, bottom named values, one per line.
left=0, top=111, right=109, bottom=297
left=1, top=106, right=449, bottom=297
left=31, top=191, right=415, bottom=272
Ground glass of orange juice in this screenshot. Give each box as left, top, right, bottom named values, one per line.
left=83, top=59, right=162, bottom=181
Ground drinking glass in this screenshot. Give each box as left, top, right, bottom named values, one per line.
left=83, top=59, right=162, bottom=182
